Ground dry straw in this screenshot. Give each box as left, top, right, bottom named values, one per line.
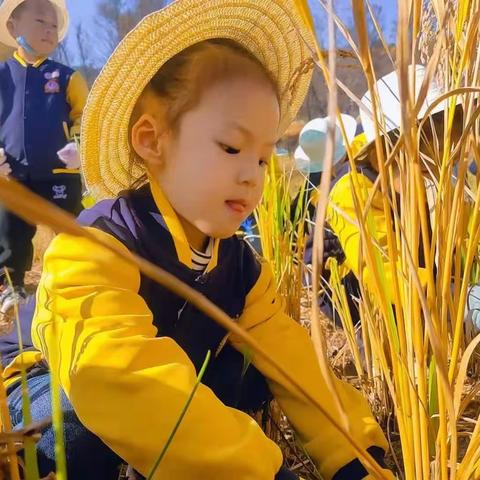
left=294, top=0, right=480, bottom=478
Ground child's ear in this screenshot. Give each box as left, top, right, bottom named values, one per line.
left=6, top=19, right=17, bottom=39
left=131, top=113, right=167, bottom=174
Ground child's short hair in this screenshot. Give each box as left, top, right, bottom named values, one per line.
left=128, top=38, right=279, bottom=188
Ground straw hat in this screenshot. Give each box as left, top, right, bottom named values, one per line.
left=81, top=0, right=316, bottom=200
left=0, top=40, right=13, bottom=60
left=294, top=114, right=357, bottom=173
left=360, top=64, right=450, bottom=143
left=0, top=0, right=69, bottom=48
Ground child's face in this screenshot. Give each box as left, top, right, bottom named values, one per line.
left=137, top=77, right=280, bottom=247
left=7, top=0, right=59, bottom=57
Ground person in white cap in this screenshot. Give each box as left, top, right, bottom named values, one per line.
left=320, top=65, right=465, bottom=326
left=293, top=114, right=359, bottom=220
left=0, top=0, right=88, bottom=315
left=294, top=114, right=357, bottom=176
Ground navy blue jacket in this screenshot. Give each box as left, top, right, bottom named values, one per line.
left=0, top=55, right=75, bottom=181
left=78, top=185, right=272, bottom=412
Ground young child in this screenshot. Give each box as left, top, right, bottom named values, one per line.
left=0, top=0, right=88, bottom=314
left=5, top=2, right=393, bottom=479
left=319, top=66, right=466, bottom=327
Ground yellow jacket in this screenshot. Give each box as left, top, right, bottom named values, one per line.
left=327, top=167, right=429, bottom=304
left=24, top=182, right=390, bottom=479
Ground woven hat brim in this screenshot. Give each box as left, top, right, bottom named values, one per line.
left=0, top=0, right=69, bottom=48
left=81, top=0, right=315, bottom=201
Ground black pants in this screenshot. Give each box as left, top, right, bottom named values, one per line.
left=0, top=176, right=82, bottom=286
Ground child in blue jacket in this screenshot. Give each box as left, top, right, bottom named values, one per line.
left=0, top=0, right=88, bottom=314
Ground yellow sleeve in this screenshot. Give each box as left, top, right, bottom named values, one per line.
left=32, top=229, right=283, bottom=479
left=66, top=71, right=89, bottom=138
left=231, top=262, right=392, bottom=480
left=327, top=172, right=427, bottom=303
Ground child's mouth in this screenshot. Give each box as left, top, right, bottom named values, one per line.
left=225, top=200, right=248, bottom=216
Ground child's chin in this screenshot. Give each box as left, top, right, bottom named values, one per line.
left=38, top=45, right=57, bottom=56
left=196, top=218, right=242, bottom=240
left=208, top=225, right=239, bottom=240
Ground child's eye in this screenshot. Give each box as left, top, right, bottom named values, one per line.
left=220, top=143, right=240, bottom=155
left=259, top=159, right=269, bottom=168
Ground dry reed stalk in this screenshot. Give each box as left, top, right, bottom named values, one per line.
left=302, top=0, right=480, bottom=478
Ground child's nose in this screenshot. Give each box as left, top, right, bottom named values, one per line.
left=237, top=160, right=259, bottom=187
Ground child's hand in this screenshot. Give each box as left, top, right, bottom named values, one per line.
left=57, top=142, right=80, bottom=170
left=466, top=284, right=480, bottom=330
left=0, top=148, right=11, bottom=177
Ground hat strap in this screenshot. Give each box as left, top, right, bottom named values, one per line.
left=16, top=36, right=37, bottom=56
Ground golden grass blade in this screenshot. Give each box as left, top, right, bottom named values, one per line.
left=365, top=0, right=395, bottom=68
left=0, top=366, right=20, bottom=480
left=452, top=334, right=480, bottom=416
left=4, top=269, right=39, bottom=480
left=305, top=0, right=353, bottom=431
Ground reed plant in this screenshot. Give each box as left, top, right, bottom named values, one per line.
left=291, top=0, right=480, bottom=478
left=253, top=155, right=310, bottom=321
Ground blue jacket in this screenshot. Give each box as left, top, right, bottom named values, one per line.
left=0, top=52, right=87, bottom=181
